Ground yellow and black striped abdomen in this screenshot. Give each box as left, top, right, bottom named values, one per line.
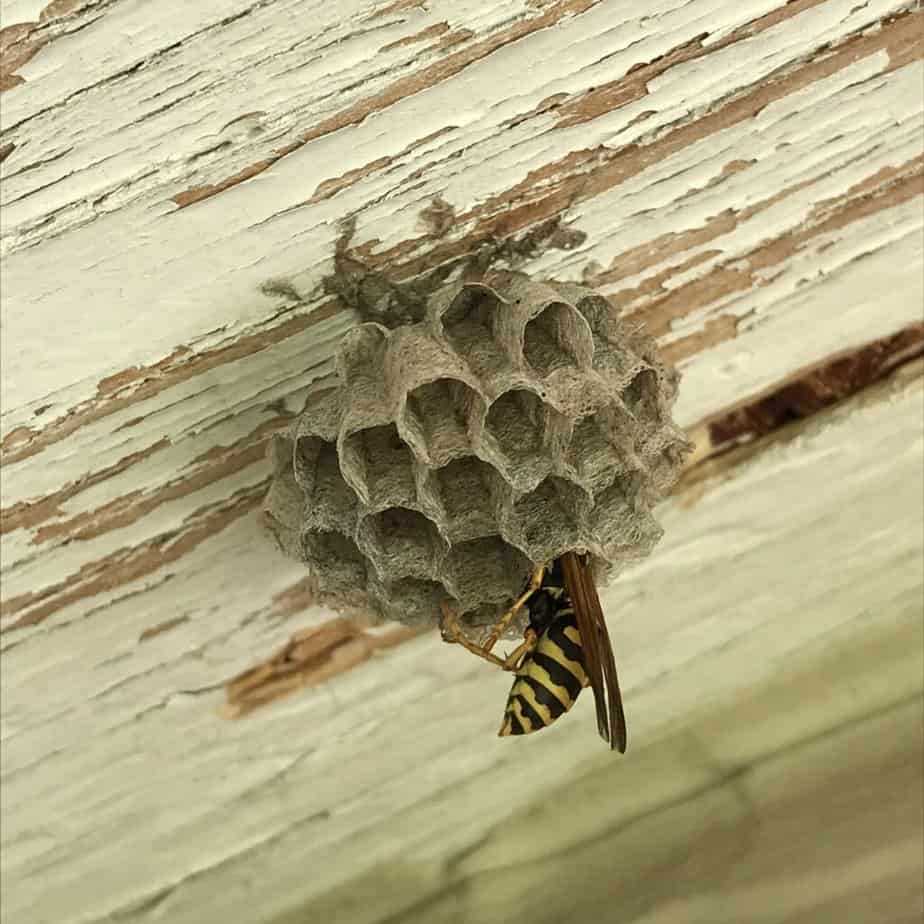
left=499, top=611, right=589, bottom=737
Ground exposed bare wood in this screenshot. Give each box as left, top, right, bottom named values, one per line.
left=223, top=619, right=426, bottom=719
left=705, top=322, right=924, bottom=452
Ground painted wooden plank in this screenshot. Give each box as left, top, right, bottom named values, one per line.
left=1, top=358, right=920, bottom=923
left=1, top=1, right=921, bottom=647
left=289, top=627, right=923, bottom=924
left=1, top=2, right=920, bottom=414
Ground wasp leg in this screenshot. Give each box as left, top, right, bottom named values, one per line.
left=440, top=601, right=509, bottom=669
left=482, top=563, right=546, bottom=652
left=440, top=602, right=538, bottom=672
left=498, top=629, right=539, bottom=671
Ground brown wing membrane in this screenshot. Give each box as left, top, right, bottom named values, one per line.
left=560, top=552, right=628, bottom=753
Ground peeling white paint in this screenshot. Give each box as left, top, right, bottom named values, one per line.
left=2, top=0, right=920, bottom=411
left=676, top=225, right=922, bottom=424
left=1, top=3, right=923, bottom=921
left=2, top=363, right=921, bottom=924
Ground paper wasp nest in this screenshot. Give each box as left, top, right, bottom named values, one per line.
left=263, top=271, right=690, bottom=631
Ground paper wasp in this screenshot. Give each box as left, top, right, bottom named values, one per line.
left=441, top=551, right=627, bottom=752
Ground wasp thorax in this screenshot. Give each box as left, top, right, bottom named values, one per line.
left=263, top=271, right=690, bottom=633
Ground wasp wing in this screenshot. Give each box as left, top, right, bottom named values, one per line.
left=560, top=551, right=628, bottom=753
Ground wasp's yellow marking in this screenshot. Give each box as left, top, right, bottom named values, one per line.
left=499, top=604, right=590, bottom=738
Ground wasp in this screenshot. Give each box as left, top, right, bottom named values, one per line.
left=440, top=551, right=627, bottom=752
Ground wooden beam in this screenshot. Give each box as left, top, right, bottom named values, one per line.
left=1, top=2, right=922, bottom=921
left=2, top=358, right=920, bottom=922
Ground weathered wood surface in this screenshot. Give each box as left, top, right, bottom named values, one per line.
left=1, top=1, right=923, bottom=922
left=5, top=351, right=921, bottom=924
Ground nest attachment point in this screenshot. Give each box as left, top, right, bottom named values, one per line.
left=263, top=271, right=691, bottom=635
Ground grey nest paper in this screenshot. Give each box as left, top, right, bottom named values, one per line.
left=263, top=271, right=690, bottom=633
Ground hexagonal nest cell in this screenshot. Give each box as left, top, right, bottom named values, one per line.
left=523, top=301, right=589, bottom=377
left=263, top=270, right=691, bottom=630
left=483, top=388, right=547, bottom=477
left=403, top=377, right=483, bottom=467
left=427, top=456, right=502, bottom=543
left=436, top=283, right=508, bottom=376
